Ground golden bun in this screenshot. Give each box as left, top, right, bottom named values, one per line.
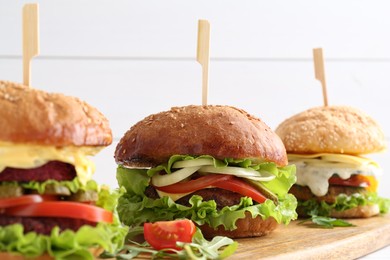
left=296, top=204, right=380, bottom=218
left=0, top=81, right=112, bottom=146
left=115, top=105, right=288, bottom=167
left=329, top=204, right=380, bottom=218
left=275, top=106, right=386, bottom=155
left=199, top=212, right=278, bottom=238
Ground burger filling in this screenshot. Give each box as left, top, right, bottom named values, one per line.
left=0, top=143, right=102, bottom=204
left=0, top=216, right=96, bottom=235
left=117, top=155, right=298, bottom=231
left=0, top=161, right=98, bottom=201
left=288, top=153, right=389, bottom=216
left=0, top=142, right=99, bottom=185
left=0, top=144, right=128, bottom=259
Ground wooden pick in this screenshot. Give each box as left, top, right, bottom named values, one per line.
left=196, top=19, right=210, bottom=106
left=313, top=48, right=328, bottom=106
left=22, top=3, right=40, bottom=87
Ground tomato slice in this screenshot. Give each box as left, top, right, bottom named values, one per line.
left=155, top=174, right=267, bottom=204
left=214, top=177, right=267, bottom=204
left=329, top=175, right=378, bottom=192
left=155, top=174, right=234, bottom=194
left=0, top=195, right=57, bottom=209
left=144, top=219, right=196, bottom=250
left=4, top=201, right=113, bottom=223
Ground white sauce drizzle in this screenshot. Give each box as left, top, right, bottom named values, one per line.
left=291, top=160, right=381, bottom=196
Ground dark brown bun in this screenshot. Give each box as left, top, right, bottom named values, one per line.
left=0, top=81, right=112, bottom=146
left=115, top=105, right=287, bottom=167
left=199, top=212, right=278, bottom=238
left=275, top=106, right=386, bottom=155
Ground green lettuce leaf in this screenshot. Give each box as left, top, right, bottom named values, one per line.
left=19, top=177, right=99, bottom=194
left=308, top=215, right=355, bottom=228
left=0, top=178, right=100, bottom=196
left=117, top=161, right=297, bottom=230
left=0, top=223, right=128, bottom=260
left=118, top=192, right=297, bottom=230
left=299, top=192, right=390, bottom=217
left=116, top=167, right=149, bottom=196
left=0, top=186, right=128, bottom=259
left=259, top=164, right=296, bottom=197
left=101, top=228, right=237, bottom=260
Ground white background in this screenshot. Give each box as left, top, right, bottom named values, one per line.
left=1, top=1, right=390, bottom=257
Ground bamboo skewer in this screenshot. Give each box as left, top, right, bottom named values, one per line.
left=22, top=3, right=40, bottom=87
left=313, top=48, right=328, bottom=106
left=196, top=19, right=210, bottom=106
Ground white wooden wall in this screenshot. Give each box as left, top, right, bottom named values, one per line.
left=1, top=1, right=390, bottom=199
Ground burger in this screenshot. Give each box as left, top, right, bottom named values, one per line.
left=0, top=81, right=127, bottom=259
left=275, top=105, right=389, bottom=218
left=115, top=105, right=297, bottom=238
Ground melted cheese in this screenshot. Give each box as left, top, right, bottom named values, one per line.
left=0, top=142, right=102, bottom=185
left=156, top=189, right=192, bottom=201
left=288, top=153, right=381, bottom=197
left=288, top=153, right=379, bottom=168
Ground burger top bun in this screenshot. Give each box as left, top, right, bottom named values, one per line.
left=275, top=106, right=386, bottom=155
left=115, top=105, right=288, bottom=167
left=0, top=81, right=112, bottom=146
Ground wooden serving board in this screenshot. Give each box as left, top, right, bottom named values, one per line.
left=231, top=214, right=390, bottom=259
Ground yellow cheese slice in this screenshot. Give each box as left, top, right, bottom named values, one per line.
left=0, top=142, right=102, bottom=185
left=156, top=189, right=192, bottom=201
left=288, top=153, right=379, bottom=168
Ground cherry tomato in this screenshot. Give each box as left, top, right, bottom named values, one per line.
left=0, top=195, right=57, bottom=208
left=4, top=201, right=113, bottom=223
left=155, top=174, right=267, bottom=204
left=144, top=219, right=196, bottom=250
left=329, top=175, right=378, bottom=192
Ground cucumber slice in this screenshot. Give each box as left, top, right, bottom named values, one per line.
left=199, top=165, right=275, bottom=182
left=152, top=166, right=201, bottom=187
left=172, top=158, right=214, bottom=168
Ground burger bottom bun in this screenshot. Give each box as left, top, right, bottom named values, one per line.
left=0, top=247, right=104, bottom=260
left=296, top=204, right=380, bottom=218
left=291, top=185, right=380, bottom=218
left=330, top=204, right=380, bottom=218
left=199, top=212, right=278, bottom=238
left=290, top=185, right=365, bottom=204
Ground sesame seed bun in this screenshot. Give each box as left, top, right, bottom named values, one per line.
left=0, top=81, right=112, bottom=147
left=276, top=106, right=386, bottom=219
left=275, top=106, right=386, bottom=155
left=115, top=105, right=288, bottom=167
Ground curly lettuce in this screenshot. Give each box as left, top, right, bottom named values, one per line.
left=299, top=192, right=390, bottom=217
left=21, top=177, right=99, bottom=194
left=0, top=187, right=128, bottom=259
left=116, top=155, right=297, bottom=230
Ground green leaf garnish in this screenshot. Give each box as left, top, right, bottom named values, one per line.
left=300, top=215, right=355, bottom=229
left=101, top=228, right=237, bottom=260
